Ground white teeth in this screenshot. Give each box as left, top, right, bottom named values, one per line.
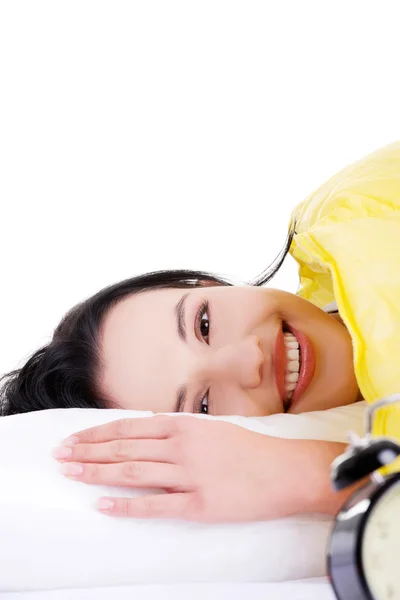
left=285, top=341, right=299, bottom=349
left=288, top=360, right=300, bottom=371
left=286, top=371, right=299, bottom=383
left=283, top=331, right=301, bottom=402
left=284, top=334, right=296, bottom=341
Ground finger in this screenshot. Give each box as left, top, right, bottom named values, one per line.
left=53, top=439, right=174, bottom=464
left=96, top=492, right=194, bottom=519
left=62, top=415, right=180, bottom=445
left=61, top=460, right=187, bottom=489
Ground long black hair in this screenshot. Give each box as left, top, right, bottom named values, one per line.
left=0, top=229, right=294, bottom=416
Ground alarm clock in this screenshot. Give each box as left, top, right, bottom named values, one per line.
left=328, top=394, right=400, bottom=600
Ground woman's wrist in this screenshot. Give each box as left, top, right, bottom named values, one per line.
left=291, top=439, right=366, bottom=516
left=254, top=437, right=343, bottom=519
left=257, top=437, right=364, bottom=519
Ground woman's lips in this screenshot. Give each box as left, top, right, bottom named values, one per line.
left=273, top=328, right=286, bottom=405
left=287, top=325, right=316, bottom=408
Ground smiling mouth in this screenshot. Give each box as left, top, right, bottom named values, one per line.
left=283, top=323, right=316, bottom=412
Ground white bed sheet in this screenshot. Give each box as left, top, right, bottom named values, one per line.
left=5, top=579, right=335, bottom=600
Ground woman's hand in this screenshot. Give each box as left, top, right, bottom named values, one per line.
left=52, top=415, right=343, bottom=522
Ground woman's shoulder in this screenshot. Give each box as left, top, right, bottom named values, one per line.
left=291, top=141, right=400, bottom=234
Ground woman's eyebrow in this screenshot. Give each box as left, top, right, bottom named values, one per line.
left=175, top=293, right=189, bottom=343
left=175, top=293, right=190, bottom=412
left=176, top=385, right=187, bottom=413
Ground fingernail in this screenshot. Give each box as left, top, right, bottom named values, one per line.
left=62, top=436, right=79, bottom=447
left=52, top=446, right=72, bottom=460
left=97, top=498, right=114, bottom=511
left=61, top=463, right=83, bottom=477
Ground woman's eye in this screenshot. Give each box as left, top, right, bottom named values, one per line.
left=195, top=301, right=211, bottom=344
left=200, top=394, right=208, bottom=414
left=200, top=311, right=209, bottom=340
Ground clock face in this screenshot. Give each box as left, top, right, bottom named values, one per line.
left=362, top=480, right=400, bottom=600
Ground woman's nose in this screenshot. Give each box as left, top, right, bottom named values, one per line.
left=201, top=335, right=264, bottom=389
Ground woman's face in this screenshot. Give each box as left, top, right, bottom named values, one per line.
left=97, top=285, right=360, bottom=416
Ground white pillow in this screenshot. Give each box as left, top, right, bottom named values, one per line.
left=0, top=403, right=366, bottom=592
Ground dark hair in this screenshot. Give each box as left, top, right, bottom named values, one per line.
left=0, top=229, right=294, bottom=416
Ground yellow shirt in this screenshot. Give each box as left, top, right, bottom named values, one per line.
left=290, top=142, right=400, bottom=471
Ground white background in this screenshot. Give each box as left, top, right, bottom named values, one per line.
left=1, top=1, right=400, bottom=375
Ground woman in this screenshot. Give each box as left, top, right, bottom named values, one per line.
left=1, top=141, right=399, bottom=522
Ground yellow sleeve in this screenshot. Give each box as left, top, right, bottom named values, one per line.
left=289, top=142, right=400, bottom=468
